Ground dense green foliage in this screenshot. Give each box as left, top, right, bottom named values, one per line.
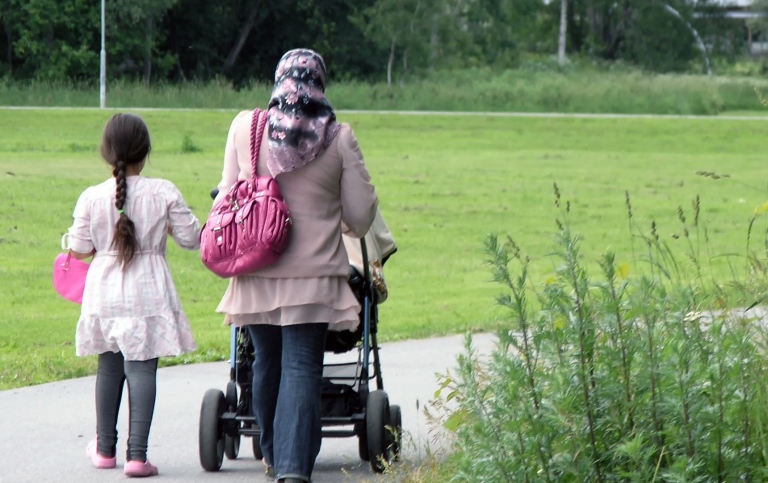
left=441, top=191, right=768, bottom=481
left=0, top=0, right=750, bottom=85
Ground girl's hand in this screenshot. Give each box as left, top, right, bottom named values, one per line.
left=71, top=248, right=96, bottom=260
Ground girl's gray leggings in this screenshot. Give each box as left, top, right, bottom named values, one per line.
left=95, top=351, right=158, bottom=462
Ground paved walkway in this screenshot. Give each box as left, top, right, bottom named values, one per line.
left=0, top=333, right=496, bottom=483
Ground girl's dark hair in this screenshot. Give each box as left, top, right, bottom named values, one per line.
left=101, top=113, right=151, bottom=269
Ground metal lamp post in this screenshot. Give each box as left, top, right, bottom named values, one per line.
left=100, top=0, right=106, bottom=108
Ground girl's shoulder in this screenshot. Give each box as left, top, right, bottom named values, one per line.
left=81, top=178, right=114, bottom=198
left=140, top=177, right=186, bottom=201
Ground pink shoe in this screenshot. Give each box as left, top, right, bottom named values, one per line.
left=86, top=439, right=117, bottom=469
left=124, top=460, right=159, bottom=478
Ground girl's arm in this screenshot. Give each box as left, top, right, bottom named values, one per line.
left=166, top=182, right=201, bottom=250
left=339, top=125, right=378, bottom=239
left=67, top=188, right=96, bottom=257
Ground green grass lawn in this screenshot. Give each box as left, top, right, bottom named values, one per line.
left=1, top=108, right=767, bottom=389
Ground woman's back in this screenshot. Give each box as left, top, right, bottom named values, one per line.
left=217, top=110, right=377, bottom=279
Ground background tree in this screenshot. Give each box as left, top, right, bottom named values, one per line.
left=108, top=0, right=178, bottom=84
left=0, top=0, right=746, bottom=83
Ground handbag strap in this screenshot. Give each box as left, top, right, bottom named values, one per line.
left=249, top=108, right=269, bottom=180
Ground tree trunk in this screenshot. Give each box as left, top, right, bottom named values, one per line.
left=223, top=2, right=260, bottom=74
left=587, top=0, right=596, bottom=49
left=4, top=22, right=11, bottom=74
left=558, top=0, right=568, bottom=65
left=661, top=3, right=711, bottom=76
left=144, top=16, right=153, bottom=86
left=400, top=47, right=409, bottom=84
left=429, top=14, right=439, bottom=70
left=387, top=37, right=395, bottom=86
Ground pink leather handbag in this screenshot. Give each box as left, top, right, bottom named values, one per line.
left=53, top=250, right=89, bottom=304
left=200, top=109, right=292, bottom=278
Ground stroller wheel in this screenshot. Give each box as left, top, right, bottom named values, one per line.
left=199, top=389, right=226, bottom=471
left=252, top=436, right=264, bottom=460
left=224, top=433, right=240, bottom=460
left=389, top=404, right=403, bottom=460
left=225, top=381, right=238, bottom=410
left=366, top=390, right=392, bottom=473
left=357, top=425, right=369, bottom=462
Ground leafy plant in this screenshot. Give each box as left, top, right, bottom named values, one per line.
left=180, top=132, right=201, bottom=153
left=443, top=184, right=768, bottom=482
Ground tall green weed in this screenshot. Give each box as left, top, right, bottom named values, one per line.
left=442, top=185, right=768, bottom=482
left=2, top=69, right=768, bottom=114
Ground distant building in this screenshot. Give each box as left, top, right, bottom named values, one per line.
left=713, top=0, right=759, bottom=19
left=696, top=0, right=766, bottom=54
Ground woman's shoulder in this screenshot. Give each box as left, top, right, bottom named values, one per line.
left=337, top=122, right=353, bottom=137
left=334, top=123, right=360, bottom=152
left=231, top=109, right=254, bottom=127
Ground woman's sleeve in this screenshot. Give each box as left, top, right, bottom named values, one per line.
left=216, top=111, right=250, bottom=203
left=166, top=182, right=201, bottom=250
left=339, top=126, right=378, bottom=239
left=66, top=188, right=94, bottom=253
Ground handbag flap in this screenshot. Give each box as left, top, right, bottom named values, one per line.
left=234, top=199, right=255, bottom=224
left=207, top=210, right=236, bottom=230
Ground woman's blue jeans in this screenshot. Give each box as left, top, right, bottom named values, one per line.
left=246, top=323, right=328, bottom=482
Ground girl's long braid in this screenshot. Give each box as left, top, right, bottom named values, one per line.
left=101, top=113, right=150, bottom=270
left=111, top=159, right=138, bottom=268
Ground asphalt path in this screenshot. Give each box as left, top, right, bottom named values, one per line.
left=0, top=332, right=496, bottom=483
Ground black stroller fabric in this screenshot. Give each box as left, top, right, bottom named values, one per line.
left=321, top=379, right=361, bottom=417
left=324, top=267, right=366, bottom=354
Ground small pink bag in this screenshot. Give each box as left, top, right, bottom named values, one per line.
left=53, top=235, right=90, bottom=304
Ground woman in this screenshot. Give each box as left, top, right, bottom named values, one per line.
left=215, top=49, right=378, bottom=483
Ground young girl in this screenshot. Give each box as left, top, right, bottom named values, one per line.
left=66, top=113, right=200, bottom=477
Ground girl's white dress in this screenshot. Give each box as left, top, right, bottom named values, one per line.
left=67, top=176, right=200, bottom=361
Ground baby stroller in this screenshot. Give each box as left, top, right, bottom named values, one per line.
left=199, top=189, right=401, bottom=474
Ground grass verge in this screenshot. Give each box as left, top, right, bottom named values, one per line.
left=1, top=109, right=767, bottom=389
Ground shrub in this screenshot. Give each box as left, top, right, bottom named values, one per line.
left=444, top=185, right=768, bottom=482
left=180, top=133, right=202, bottom=153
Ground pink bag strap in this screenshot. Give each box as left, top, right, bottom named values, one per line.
left=249, top=109, right=269, bottom=180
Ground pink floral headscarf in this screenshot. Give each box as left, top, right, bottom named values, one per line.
left=266, top=49, right=342, bottom=176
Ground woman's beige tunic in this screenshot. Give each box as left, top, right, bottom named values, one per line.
left=215, top=110, right=378, bottom=331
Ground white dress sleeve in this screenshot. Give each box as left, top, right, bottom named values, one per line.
left=166, top=182, right=201, bottom=250
left=66, top=187, right=95, bottom=253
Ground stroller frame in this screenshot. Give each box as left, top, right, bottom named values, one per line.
left=198, top=238, right=401, bottom=474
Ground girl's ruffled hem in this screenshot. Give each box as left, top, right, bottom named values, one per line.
left=76, top=312, right=197, bottom=361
